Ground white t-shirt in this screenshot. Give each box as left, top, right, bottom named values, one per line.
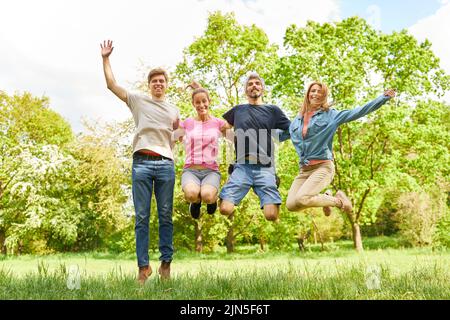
left=126, top=92, right=180, bottom=160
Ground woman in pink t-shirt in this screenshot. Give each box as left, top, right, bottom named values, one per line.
left=176, top=82, right=231, bottom=219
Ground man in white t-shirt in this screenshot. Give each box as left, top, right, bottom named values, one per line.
left=101, top=40, right=179, bottom=284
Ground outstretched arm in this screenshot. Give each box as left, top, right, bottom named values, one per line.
left=101, top=40, right=127, bottom=103
left=334, top=89, right=396, bottom=126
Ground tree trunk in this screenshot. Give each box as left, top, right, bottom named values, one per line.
left=352, top=223, right=364, bottom=252
left=259, top=237, right=265, bottom=251
left=311, top=219, right=324, bottom=251
left=194, top=221, right=203, bottom=253
left=0, top=229, right=6, bottom=255
left=226, top=214, right=235, bottom=253
left=296, top=237, right=305, bottom=252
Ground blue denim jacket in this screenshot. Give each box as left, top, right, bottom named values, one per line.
left=280, top=95, right=391, bottom=166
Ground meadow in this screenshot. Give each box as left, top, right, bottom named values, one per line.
left=0, top=237, right=449, bottom=300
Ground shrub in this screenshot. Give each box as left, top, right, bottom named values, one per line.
left=433, top=209, right=450, bottom=248
left=395, top=188, right=447, bottom=247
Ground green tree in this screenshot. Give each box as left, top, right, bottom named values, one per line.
left=173, top=11, right=280, bottom=252
left=0, top=92, right=129, bottom=254
left=67, top=120, right=130, bottom=251
left=175, top=11, right=279, bottom=108
left=272, top=17, right=449, bottom=251
left=0, top=92, right=74, bottom=253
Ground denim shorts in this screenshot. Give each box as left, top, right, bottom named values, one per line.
left=219, top=164, right=281, bottom=209
left=181, top=168, right=221, bottom=191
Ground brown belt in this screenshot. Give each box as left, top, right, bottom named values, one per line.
left=134, top=152, right=170, bottom=161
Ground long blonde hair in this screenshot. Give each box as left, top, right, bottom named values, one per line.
left=300, top=81, right=331, bottom=116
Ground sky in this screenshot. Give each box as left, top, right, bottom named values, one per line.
left=0, top=0, right=449, bottom=133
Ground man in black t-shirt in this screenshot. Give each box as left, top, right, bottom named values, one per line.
left=219, top=72, right=291, bottom=221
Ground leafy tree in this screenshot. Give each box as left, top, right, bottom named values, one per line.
left=67, top=120, right=130, bottom=251
left=1, top=92, right=73, bottom=146
left=0, top=92, right=74, bottom=253
left=175, top=11, right=279, bottom=107
left=271, top=17, right=449, bottom=251
left=0, top=92, right=129, bottom=254
left=3, top=144, right=81, bottom=253
left=173, top=11, right=280, bottom=252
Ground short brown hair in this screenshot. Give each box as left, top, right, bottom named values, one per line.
left=147, top=68, right=169, bottom=84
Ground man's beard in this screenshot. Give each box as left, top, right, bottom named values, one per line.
left=247, top=90, right=262, bottom=99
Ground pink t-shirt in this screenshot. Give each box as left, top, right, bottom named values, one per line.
left=180, top=117, right=226, bottom=171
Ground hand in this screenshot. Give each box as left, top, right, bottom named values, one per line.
left=173, top=118, right=180, bottom=130
left=100, top=40, right=114, bottom=58
left=384, top=89, right=396, bottom=98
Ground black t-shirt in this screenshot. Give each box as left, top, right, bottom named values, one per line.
left=223, top=104, right=291, bottom=166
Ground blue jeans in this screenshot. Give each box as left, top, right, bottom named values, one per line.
left=132, top=153, right=175, bottom=267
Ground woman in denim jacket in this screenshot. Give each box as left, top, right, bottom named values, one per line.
left=284, top=81, right=396, bottom=216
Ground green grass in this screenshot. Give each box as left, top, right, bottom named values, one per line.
left=1, top=238, right=449, bottom=299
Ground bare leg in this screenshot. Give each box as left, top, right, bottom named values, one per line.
left=263, top=204, right=279, bottom=222
left=200, top=185, right=218, bottom=204
left=183, top=183, right=201, bottom=203
left=219, top=199, right=235, bottom=216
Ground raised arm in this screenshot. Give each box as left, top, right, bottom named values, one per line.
left=101, top=40, right=127, bottom=103
left=334, top=89, right=396, bottom=126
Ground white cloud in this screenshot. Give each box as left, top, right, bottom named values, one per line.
left=366, top=5, right=382, bottom=30
left=0, top=0, right=341, bottom=132
left=409, top=2, right=450, bottom=102
left=409, top=3, right=450, bottom=71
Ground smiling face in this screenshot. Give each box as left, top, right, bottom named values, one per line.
left=308, top=84, right=323, bottom=106
left=148, top=74, right=167, bottom=99
left=192, top=92, right=210, bottom=117
left=245, top=77, right=264, bottom=100
left=301, top=81, right=330, bottom=116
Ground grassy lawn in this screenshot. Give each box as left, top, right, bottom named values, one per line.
left=1, top=237, right=449, bottom=300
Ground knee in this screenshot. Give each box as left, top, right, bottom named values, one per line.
left=296, top=195, right=312, bottom=207
left=286, top=195, right=303, bottom=211
left=263, top=206, right=279, bottom=222
left=201, top=191, right=217, bottom=204
left=219, top=201, right=234, bottom=216
left=135, top=217, right=149, bottom=228
left=264, top=211, right=278, bottom=222
left=184, top=190, right=200, bottom=203
left=286, top=195, right=310, bottom=212
left=286, top=199, right=298, bottom=212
